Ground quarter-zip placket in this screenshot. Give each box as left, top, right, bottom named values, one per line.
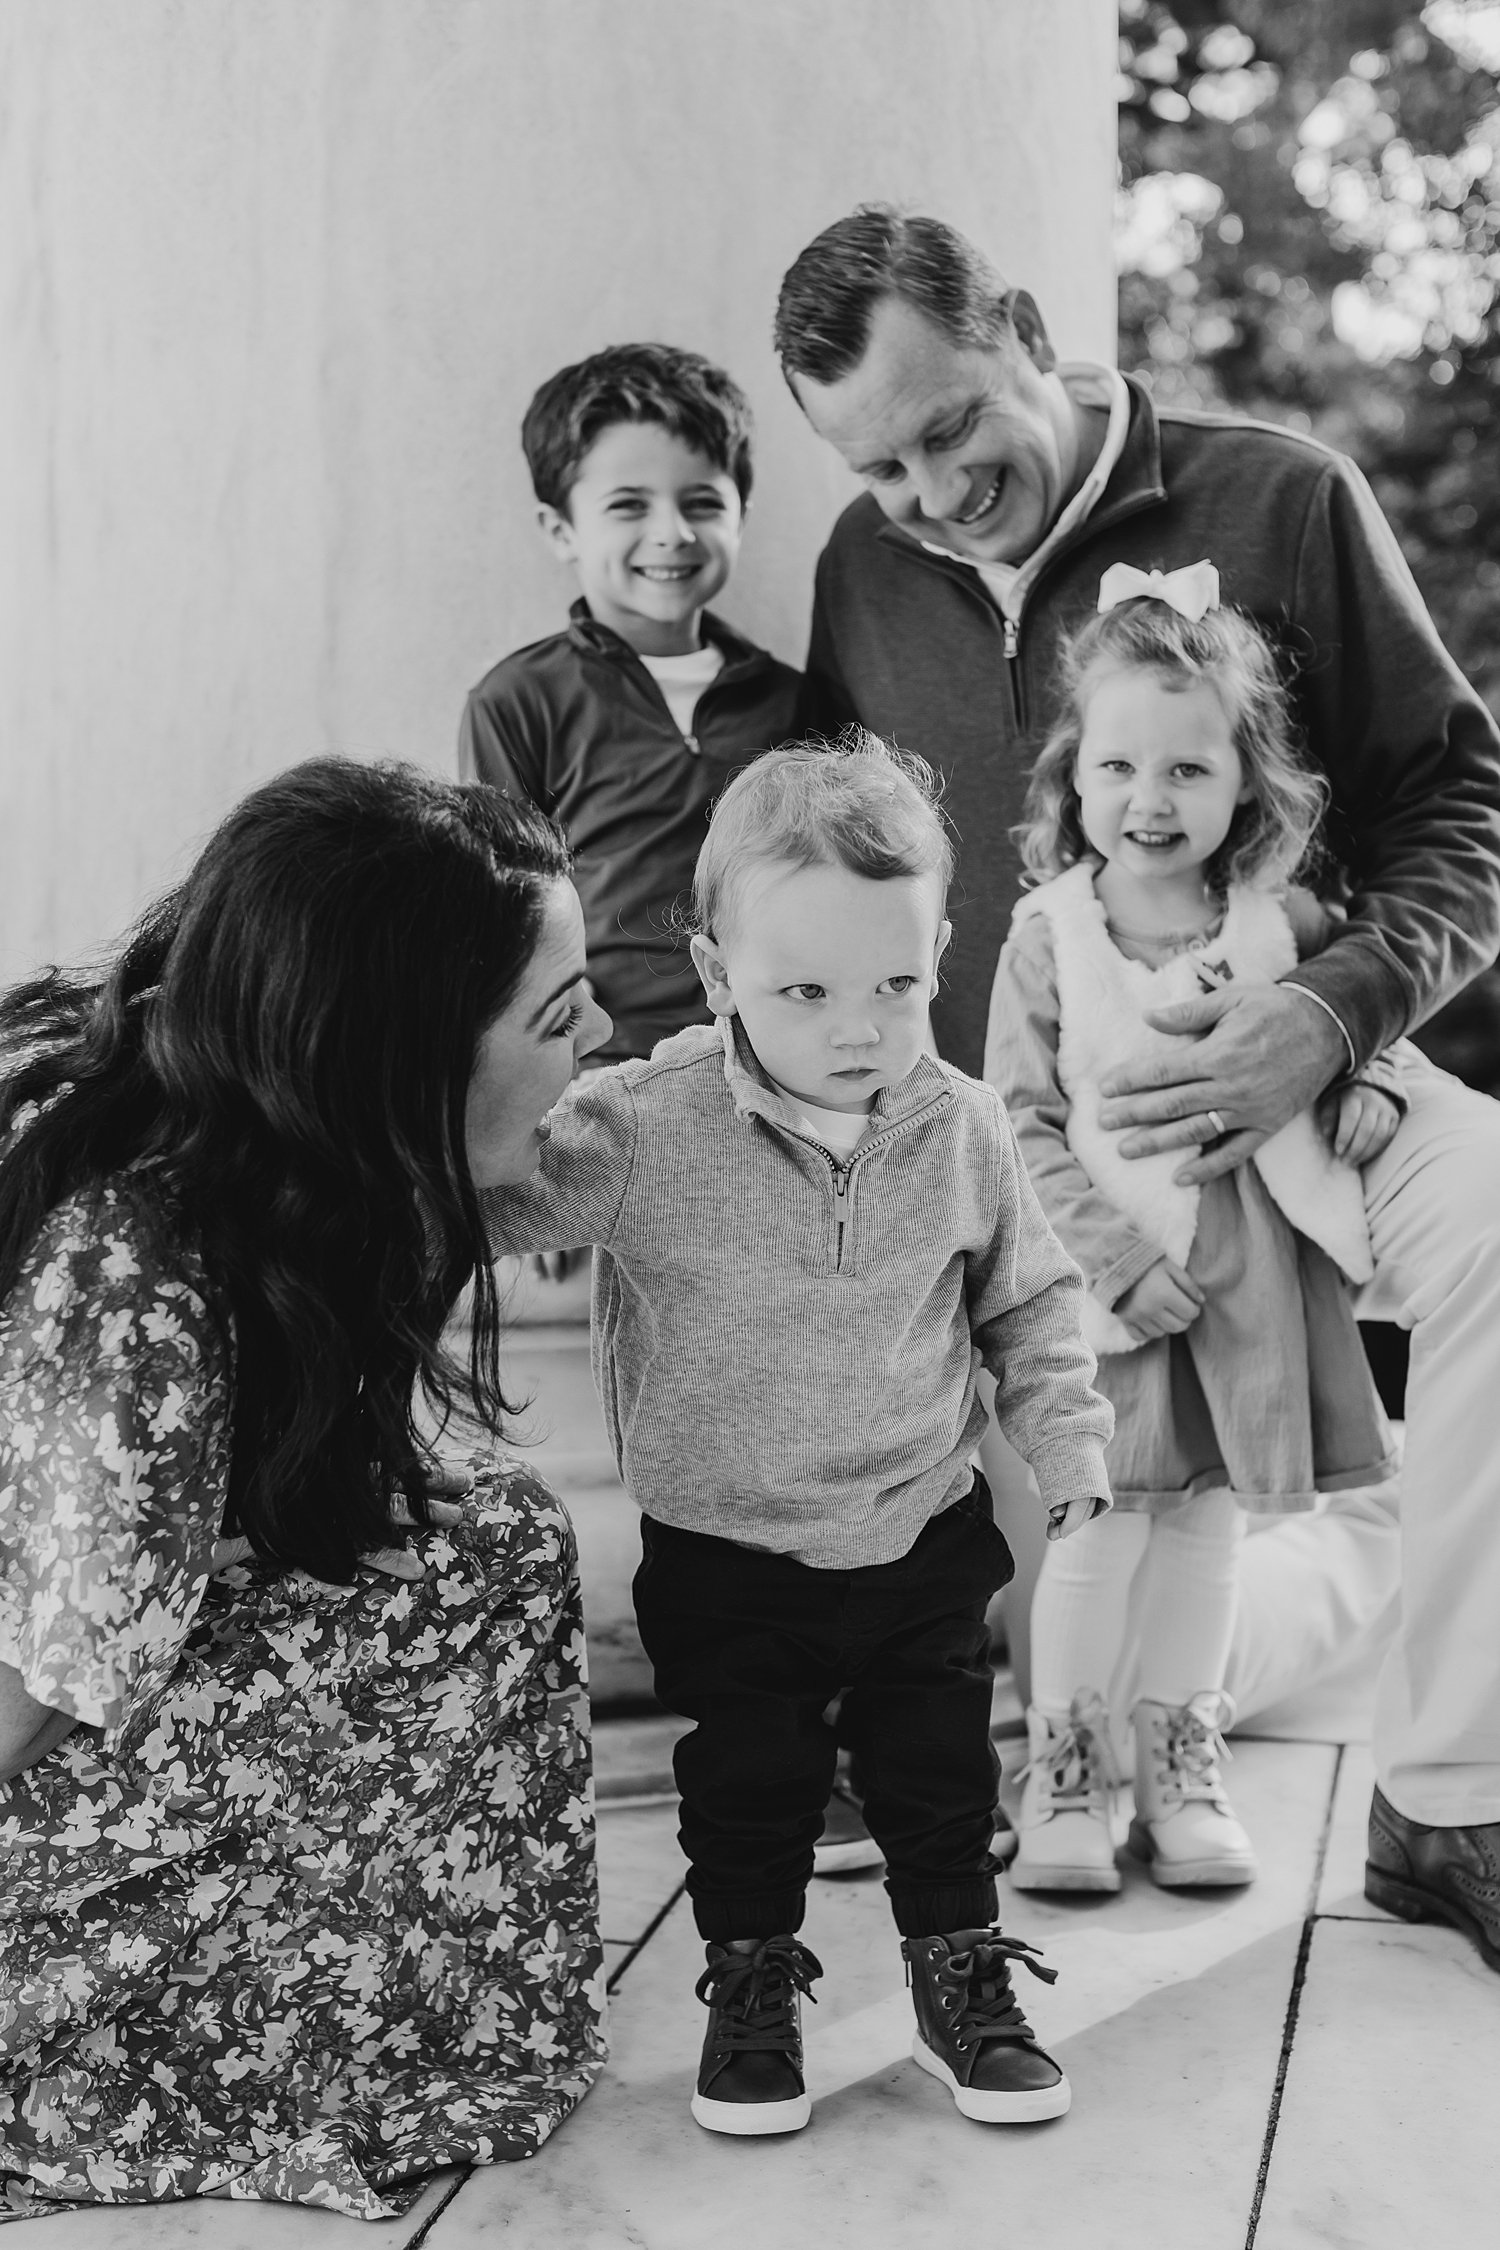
left=829, top=1153, right=851, bottom=1272
left=747, top=1075, right=954, bottom=1276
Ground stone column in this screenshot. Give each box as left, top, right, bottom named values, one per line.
left=1, top=0, right=1116, bottom=978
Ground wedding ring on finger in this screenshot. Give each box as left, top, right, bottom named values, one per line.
left=1204, top=1108, right=1228, bottom=1139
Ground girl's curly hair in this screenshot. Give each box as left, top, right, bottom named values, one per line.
left=1017, top=597, right=1328, bottom=895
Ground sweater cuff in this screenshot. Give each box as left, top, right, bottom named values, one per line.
left=1092, top=1235, right=1167, bottom=1312
left=1280, top=942, right=1413, bottom=1074
left=1280, top=980, right=1357, bottom=1076
left=1027, top=1438, right=1113, bottom=1520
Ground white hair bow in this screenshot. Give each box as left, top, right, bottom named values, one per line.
left=1097, top=560, right=1221, bottom=622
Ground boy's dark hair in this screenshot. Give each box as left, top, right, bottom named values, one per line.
left=774, top=206, right=1015, bottom=387
left=522, top=342, right=755, bottom=512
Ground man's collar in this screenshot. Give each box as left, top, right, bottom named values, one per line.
left=916, top=363, right=1130, bottom=610
left=877, top=371, right=1166, bottom=589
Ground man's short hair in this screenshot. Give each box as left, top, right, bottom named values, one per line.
left=773, top=206, right=1014, bottom=386
left=521, top=342, right=755, bottom=513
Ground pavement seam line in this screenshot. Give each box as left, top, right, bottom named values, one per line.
left=405, top=2165, right=474, bottom=2246
left=606, top=1879, right=688, bottom=1993
left=1243, top=1740, right=1343, bottom=2247
left=405, top=1876, right=690, bottom=2233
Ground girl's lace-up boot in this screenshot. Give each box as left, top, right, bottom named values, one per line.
left=1128, top=1689, right=1258, bottom=1887
left=691, top=1935, right=822, bottom=2135
left=902, top=1927, right=1071, bottom=2122
left=1009, top=1691, right=1121, bottom=1892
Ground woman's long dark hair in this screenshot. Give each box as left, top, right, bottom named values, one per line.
left=0, top=758, right=572, bottom=1582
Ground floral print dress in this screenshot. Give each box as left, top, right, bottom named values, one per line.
left=0, top=1179, right=606, bottom=2222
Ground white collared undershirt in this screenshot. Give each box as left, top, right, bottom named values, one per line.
left=639, top=644, right=726, bottom=747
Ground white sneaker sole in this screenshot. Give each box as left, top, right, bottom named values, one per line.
left=1128, top=1818, right=1257, bottom=1888
left=690, top=2088, right=812, bottom=2136
left=1008, top=1855, right=1121, bottom=1893
left=911, top=2035, right=1072, bottom=2122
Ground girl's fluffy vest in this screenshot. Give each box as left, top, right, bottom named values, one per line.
left=1014, top=863, right=1374, bottom=1357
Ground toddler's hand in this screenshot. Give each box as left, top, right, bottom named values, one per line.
left=1048, top=1496, right=1107, bottom=1542
left=362, top=1468, right=473, bottom=1582
left=1324, top=1082, right=1400, bottom=1167
left=1115, top=1256, right=1204, bottom=1340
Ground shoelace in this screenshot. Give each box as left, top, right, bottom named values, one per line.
left=695, top=1937, right=823, bottom=2054
left=1156, top=1689, right=1237, bottom=1804
left=932, top=1932, right=1058, bottom=2052
left=1018, top=1691, right=1118, bottom=1808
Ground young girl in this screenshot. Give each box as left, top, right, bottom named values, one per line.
left=985, top=566, right=1403, bottom=1893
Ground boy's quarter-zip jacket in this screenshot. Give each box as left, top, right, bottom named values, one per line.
left=460, top=604, right=800, bottom=1063
left=484, top=1022, right=1113, bottom=1570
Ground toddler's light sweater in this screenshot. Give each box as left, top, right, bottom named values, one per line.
left=484, top=1022, right=1113, bottom=1569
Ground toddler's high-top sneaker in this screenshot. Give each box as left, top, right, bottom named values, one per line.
left=902, top=1927, right=1071, bottom=2123
left=691, top=1935, right=822, bottom=2135
left=1009, top=1691, right=1121, bottom=1892
left=1128, top=1690, right=1257, bottom=1887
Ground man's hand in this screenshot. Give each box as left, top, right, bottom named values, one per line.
left=1097, top=983, right=1348, bottom=1184
left=1114, top=1255, right=1205, bottom=1340
left=1047, top=1497, right=1108, bottom=1542
left=1321, top=1081, right=1401, bottom=1167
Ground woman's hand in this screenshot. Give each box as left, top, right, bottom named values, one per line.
left=1322, top=1082, right=1401, bottom=1167
left=1114, top=1255, right=1205, bottom=1340
left=1047, top=1497, right=1108, bottom=1542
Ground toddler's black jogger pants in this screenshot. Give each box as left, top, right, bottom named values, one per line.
left=632, top=1474, right=1014, bottom=1943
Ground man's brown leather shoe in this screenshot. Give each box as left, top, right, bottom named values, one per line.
left=1365, top=1785, right=1500, bottom=1972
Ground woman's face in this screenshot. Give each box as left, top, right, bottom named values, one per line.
left=465, top=881, right=611, bottom=1188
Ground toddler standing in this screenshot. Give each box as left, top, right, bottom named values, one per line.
left=487, top=736, right=1113, bottom=2135
left=985, top=566, right=1402, bottom=1894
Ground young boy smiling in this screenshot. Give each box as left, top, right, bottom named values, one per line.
left=485, top=736, right=1112, bottom=2138
left=460, top=343, right=799, bottom=1065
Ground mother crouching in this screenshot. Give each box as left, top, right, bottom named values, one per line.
left=0, top=760, right=612, bottom=2220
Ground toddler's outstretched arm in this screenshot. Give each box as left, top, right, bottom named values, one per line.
left=483, top=1068, right=637, bottom=1258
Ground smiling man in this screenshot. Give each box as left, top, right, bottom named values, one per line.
left=775, top=206, right=1500, bottom=1972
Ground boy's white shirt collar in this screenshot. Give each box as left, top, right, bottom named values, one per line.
left=919, top=362, right=1131, bottom=621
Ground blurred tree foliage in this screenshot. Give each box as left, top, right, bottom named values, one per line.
left=1117, top=0, right=1500, bottom=1088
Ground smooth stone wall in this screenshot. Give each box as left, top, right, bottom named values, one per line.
left=2, top=0, right=1117, bottom=980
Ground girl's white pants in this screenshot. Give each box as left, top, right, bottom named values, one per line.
left=1029, top=1055, right=1500, bottom=1829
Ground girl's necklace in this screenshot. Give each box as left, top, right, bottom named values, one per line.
left=1104, top=907, right=1224, bottom=953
